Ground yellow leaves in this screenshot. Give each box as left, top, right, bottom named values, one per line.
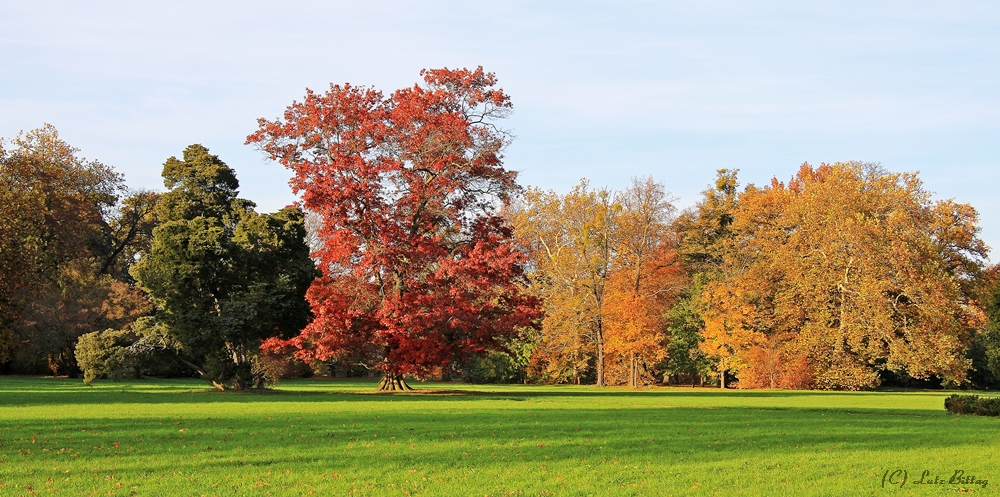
left=701, top=162, right=984, bottom=389
left=512, top=181, right=618, bottom=381
left=514, top=177, right=681, bottom=386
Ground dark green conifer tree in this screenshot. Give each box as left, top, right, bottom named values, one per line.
left=132, top=145, right=316, bottom=389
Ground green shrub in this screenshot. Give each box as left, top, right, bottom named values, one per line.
left=470, top=350, right=525, bottom=384
left=75, top=328, right=136, bottom=385
left=944, top=394, right=1000, bottom=416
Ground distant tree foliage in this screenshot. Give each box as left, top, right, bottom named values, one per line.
left=513, top=177, right=683, bottom=387
left=603, top=178, right=684, bottom=387
left=0, top=124, right=142, bottom=375
left=976, top=266, right=1000, bottom=388
left=101, top=190, right=160, bottom=283
left=3, top=119, right=996, bottom=393
left=132, top=145, right=315, bottom=390
left=669, top=170, right=742, bottom=387
left=512, top=181, right=617, bottom=385
left=660, top=277, right=714, bottom=386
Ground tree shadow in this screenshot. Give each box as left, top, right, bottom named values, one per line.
left=0, top=377, right=964, bottom=410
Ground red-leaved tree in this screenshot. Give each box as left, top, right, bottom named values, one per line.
left=247, top=67, right=540, bottom=391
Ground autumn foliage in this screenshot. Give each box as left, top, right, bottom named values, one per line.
left=248, top=67, right=540, bottom=389
left=513, top=177, right=682, bottom=386
left=698, top=163, right=986, bottom=390
left=6, top=74, right=997, bottom=394
left=0, top=125, right=152, bottom=375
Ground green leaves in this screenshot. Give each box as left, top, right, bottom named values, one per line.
left=132, top=145, right=315, bottom=390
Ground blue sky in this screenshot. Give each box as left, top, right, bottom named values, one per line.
left=3, top=2, right=999, bottom=252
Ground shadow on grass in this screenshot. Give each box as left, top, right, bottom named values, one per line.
left=0, top=376, right=962, bottom=412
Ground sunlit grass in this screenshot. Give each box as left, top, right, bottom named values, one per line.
left=0, top=377, right=996, bottom=496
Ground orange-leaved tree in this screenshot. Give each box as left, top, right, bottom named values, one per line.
left=673, top=169, right=740, bottom=387
left=603, top=177, right=683, bottom=387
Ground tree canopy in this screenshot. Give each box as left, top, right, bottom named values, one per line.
left=247, top=67, right=540, bottom=390
left=132, top=144, right=315, bottom=389
left=512, top=177, right=683, bottom=387
left=698, top=163, right=987, bottom=390
left=0, top=124, right=133, bottom=374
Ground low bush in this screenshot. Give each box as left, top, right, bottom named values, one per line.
left=944, top=394, right=1000, bottom=416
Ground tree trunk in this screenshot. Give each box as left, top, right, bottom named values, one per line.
left=628, top=353, right=638, bottom=388
left=595, top=321, right=606, bottom=387
left=377, top=374, right=413, bottom=392
left=719, top=368, right=726, bottom=389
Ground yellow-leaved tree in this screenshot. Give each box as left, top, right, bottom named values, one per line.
left=513, top=177, right=684, bottom=387
left=702, top=162, right=986, bottom=390
left=511, top=180, right=618, bottom=385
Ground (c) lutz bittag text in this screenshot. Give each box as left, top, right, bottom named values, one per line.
left=881, top=469, right=988, bottom=489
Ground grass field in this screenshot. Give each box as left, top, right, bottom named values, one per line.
left=0, top=378, right=996, bottom=496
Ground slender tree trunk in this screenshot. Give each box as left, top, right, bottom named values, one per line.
left=719, top=368, right=726, bottom=389
left=629, top=354, right=634, bottom=388
left=628, top=353, right=638, bottom=388
left=597, top=327, right=605, bottom=387
left=377, top=374, right=413, bottom=392
left=595, top=319, right=606, bottom=387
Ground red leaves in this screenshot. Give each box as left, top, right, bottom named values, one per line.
left=248, top=68, right=539, bottom=378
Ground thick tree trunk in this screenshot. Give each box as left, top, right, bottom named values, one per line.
left=377, top=374, right=413, bottom=392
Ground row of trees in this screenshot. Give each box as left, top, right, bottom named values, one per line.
left=245, top=67, right=1000, bottom=390
left=5, top=67, right=1000, bottom=391
left=0, top=125, right=155, bottom=375
left=1, top=126, right=316, bottom=388
left=507, top=163, right=999, bottom=390
left=693, top=164, right=988, bottom=390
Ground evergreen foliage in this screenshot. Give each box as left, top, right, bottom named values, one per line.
left=132, top=145, right=315, bottom=389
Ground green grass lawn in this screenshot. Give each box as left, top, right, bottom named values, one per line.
left=0, top=378, right=996, bottom=496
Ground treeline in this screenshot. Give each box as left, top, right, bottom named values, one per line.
left=4, top=69, right=1000, bottom=391
left=510, top=165, right=1000, bottom=390
left=1, top=126, right=315, bottom=388
left=0, top=125, right=156, bottom=376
